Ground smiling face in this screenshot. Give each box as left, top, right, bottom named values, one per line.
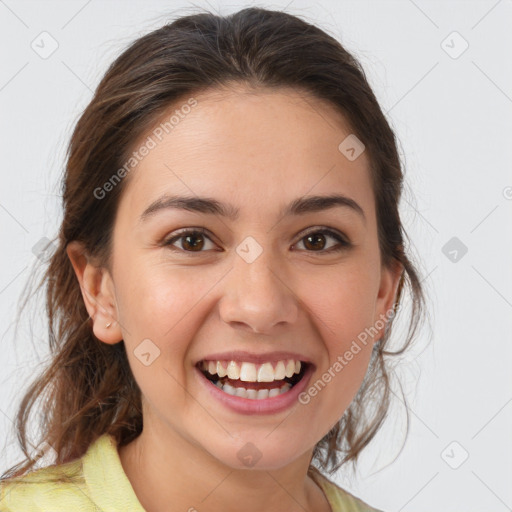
left=74, top=84, right=401, bottom=471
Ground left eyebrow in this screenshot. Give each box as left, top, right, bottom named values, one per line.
left=139, top=193, right=366, bottom=225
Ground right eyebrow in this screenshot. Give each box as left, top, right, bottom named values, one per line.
left=139, top=193, right=366, bottom=225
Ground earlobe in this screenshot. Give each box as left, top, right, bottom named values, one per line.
left=66, top=241, right=122, bottom=345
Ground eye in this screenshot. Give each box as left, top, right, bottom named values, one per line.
left=162, top=227, right=351, bottom=254
left=162, top=228, right=217, bottom=253
left=294, top=228, right=350, bottom=253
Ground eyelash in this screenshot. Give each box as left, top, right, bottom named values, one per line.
left=162, top=227, right=351, bottom=255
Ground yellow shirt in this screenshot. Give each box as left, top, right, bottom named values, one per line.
left=0, top=434, right=383, bottom=511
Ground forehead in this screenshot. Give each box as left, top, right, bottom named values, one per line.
left=118, top=85, right=375, bottom=223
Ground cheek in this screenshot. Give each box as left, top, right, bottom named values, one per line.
left=297, top=265, right=378, bottom=406
left=114, top=258, right=221, bottom=362
left=114, top=264, right=211, bottom=410
left=300, top=262, right=378, bottom=344
left=115, top=247, right=196, bottom=327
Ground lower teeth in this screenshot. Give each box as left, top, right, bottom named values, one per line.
left=215, top=380, right=292, bottom=399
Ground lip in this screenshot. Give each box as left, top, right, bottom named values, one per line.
left=195, top=362, right=315, bottom=415
left=195, top=350, right=313, bottom=365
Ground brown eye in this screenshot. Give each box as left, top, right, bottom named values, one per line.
left=163, top=227, right=350, bottom=255
left=181, top=233, right=205, bottom=251
left=296, top=229, right=350, bottom=253
left=303, top=232, right=326, bottom=250
left=163, top=228, right=216, bottom=252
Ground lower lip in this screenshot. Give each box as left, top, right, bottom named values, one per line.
left=195, top=364, right=314, bottom=415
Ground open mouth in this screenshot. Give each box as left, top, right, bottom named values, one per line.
left=197, top=361, right=310, bottom=400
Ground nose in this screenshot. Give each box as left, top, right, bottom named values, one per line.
left=218, top=249, right=299, bottom=335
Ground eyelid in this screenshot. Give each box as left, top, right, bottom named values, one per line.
left=162, top=227, right=215, bottom=249
left=162, top=226, right=351, bottom=253
left=296, top=226, right=349, bottom=243
left=293, top=227, right=350, bottom=251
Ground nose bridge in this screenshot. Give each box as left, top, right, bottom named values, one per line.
left=218, top=239, right=298, bottom=333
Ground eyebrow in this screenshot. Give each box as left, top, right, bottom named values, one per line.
left=139, top=193, right=366, bottom=224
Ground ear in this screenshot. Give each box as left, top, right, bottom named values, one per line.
left=373, top=258, right=404, bottom=342
left=66, top=241, right=122, bottom=345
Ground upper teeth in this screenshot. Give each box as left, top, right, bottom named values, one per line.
left=200, top=359, right=302, bottom=382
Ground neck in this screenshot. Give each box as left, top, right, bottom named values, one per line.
left=118, top=426, right=331, bottom=512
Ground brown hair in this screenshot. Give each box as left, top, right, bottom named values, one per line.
left=2, top=6, right=429, bottom=480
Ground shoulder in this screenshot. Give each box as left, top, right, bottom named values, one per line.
left=0, top=434, right=121, bottom=512
left=1, top=433, right=145, bottom=512
left=0, top=457, right=89, bottom=512
left=309, top=466, right=385, bottom=512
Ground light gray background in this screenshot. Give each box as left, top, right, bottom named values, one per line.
left=1, top=1, right=511, bottom=511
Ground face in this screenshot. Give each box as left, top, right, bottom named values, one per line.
left=75, top=85, right=401, bottom=471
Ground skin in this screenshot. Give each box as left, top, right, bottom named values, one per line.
left=67, top=84, right=402, bottom=512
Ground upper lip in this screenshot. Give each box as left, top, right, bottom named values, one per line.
left=195, top=350, right=314, bottom=367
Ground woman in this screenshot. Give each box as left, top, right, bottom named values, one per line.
left=0, top=7, right=427, bottom=511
